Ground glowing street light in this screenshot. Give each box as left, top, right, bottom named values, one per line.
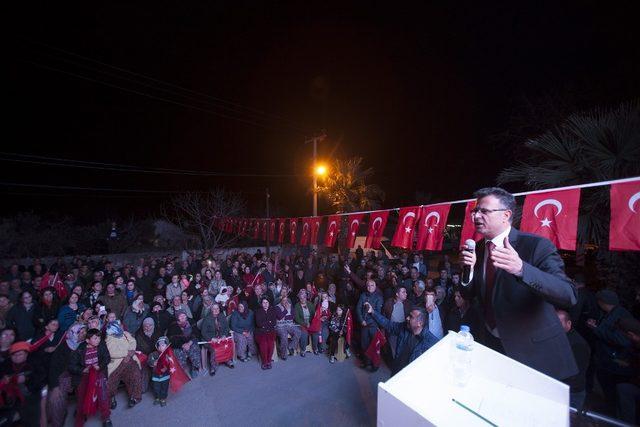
left=315, top=164, right=327, bottom=176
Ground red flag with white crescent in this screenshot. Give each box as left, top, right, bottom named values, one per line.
left=253, top=219, right=260, bottom=239
left=309, top=217, right=322, bottom=245
left=391, top=206, right=420, bottom=249
left=346, top=213, right=365, bottom=249
left=324, top=215, right=341, bottom=247
left=460, top=201, right=482, bottom=248
left=365, top=210, right=390, bottom=249
left=155, top=347, right=190, bottom=392
left=416, top=204, right=451, bottom=251
left=520, top=189, right=581, bottom=250
left=610, top=180, right=640, bottom=251
left=364, top=329, right=387, bottom=367
left=278, top=218, right=287, bottom=244
left=269, top=219, right=277, bottom=243
left=289, top=218, right=298, bottom=244
left=299, top=218, right=311, bottom=245
left=261, top=220, right=268, bottom=241
left=209, top=336, right=235, bottom=363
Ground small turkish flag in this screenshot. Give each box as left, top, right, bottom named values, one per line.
left=346, top=213, right=365, bottom=248
left=610, top=180, right=640, bottom=251
left=365, top=329, right=387, bottom=367
left=520, top=189, right=581, bottom=250
left=391, top=206, right=420, bottom=249
left=365, top=210, right=390, bottom=249
left=299, top=218, right=311, bottom=245
left=156, top=347, right=190, bottom=392
left=307, top=304, right=322, bottom=334
left=309, top=217, right=322, bottom=245
left=278, top=219, right=287, bottom=244
left=460, top=201, right=483, bottom=248
left=324, top=215, right=341, bottom=247
left=289, top=219, right=298, bottom=244
left=416, top=203, right=451, bottom=251
left=210, top=336, right=235, bottom=364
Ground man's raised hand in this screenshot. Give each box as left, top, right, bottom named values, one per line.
left=491, top=237, right=524, bottom=276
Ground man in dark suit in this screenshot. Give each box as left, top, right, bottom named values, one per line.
left=461, top=187, right=578, bottom=381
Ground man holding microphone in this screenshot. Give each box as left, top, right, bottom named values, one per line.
left=460, top=187, right=578, bottom=381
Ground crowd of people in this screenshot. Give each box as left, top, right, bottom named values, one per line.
left=0, top=242, right=639, bottom=425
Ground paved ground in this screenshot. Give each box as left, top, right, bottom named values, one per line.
left=69, top=352, right=390, bottom=427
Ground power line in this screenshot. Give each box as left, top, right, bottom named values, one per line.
left=28, top=40, right=308, bottom=132
left=0, top=152, right=301, bottom=178
left=23, top=60, right=296, bottom=134
left=0, top=182, right=198, bottom=194
left=30, top=48, right=309, bottom=134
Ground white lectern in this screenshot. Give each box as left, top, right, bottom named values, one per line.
left=377, top=331, right=570, bottom=426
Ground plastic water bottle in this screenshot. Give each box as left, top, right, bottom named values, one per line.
left=452, top=325, right=474, bottom=386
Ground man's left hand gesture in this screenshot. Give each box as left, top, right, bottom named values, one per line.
left=491, top=237, right=524, bottom=276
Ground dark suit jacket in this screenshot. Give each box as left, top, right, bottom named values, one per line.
left=464, top=227, right=578, bottom=380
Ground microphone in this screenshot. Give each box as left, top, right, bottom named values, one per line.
left=462, top=239, right=476, bottom=283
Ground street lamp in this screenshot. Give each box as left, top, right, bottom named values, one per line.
left=313, top=163, right=328, bottom=216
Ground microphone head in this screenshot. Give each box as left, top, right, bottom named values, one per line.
left=464, top=239, right=476, bottom=251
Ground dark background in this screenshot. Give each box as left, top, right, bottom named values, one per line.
left=6, top=2, right=640, bottom=223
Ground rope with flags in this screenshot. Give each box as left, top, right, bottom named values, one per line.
left=215, top=176, right=640, bottom=251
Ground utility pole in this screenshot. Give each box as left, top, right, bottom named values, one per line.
left=305, top=133, right=327, bottom=217
left=266, top=188, right=270, bottom=257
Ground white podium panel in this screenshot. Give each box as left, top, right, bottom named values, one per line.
left=377, top=331, right=570, bottom=427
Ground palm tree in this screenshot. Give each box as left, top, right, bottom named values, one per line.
left=317, top=157, right=385, bottom=214
left=497, top=100, right=640, bottom=293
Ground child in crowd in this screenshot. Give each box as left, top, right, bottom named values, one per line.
left=328, top=305, right=351, bottom=363
left=148, top=336, right=170, bottom=407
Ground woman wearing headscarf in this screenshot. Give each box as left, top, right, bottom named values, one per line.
left=275, top=297, right=300, bottom=360
left=294, top=289, right=319, bottom=356
left=104, top=320, right=143, bottom=409
left=229, top=301, right=256, bottom=362
left=69, top=328, right=111, bottom=427
left=47, top=323, right=87, bottom=427
left=167, top=310, right=201, bottom=378
left=135, top=317, right=159, bottom=356
left=167, top=295, right=193, bottom=320
left=122, top=295, right=149, bottom=335
left=148, top=301, right=171, bottom=336
left=200, top=303, right=233, bottom=375
left=255, top=297, right=277, bottom=370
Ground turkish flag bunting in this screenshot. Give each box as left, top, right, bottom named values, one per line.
left=309, top=217, right=322, bottom=245
left=610, top=180, right=640, bottom=251
left=365, top=329, right=387, bottom=367
left=269, top=219, right=277, bottom=243
left=155, top=347, right=190, bottom=393
left=460, top=201, right=483, bottom=248
left=278, top=219, right=287, bottom=244
left=299, top=218, right=311, bottom=245
left=416, top=204, right=451, bottom=251
left=289, top=218, right=298, bottom=244
left=520, top=189, right=581, bottom=250
left=391, top=206, right=420, bottom=249
left=346, top=213, right=365, bottom=249
left=261, top=220, right=268, bottom=241
left=324, top=215, right=341, bottom=247
left=253, top=220, right=260, bottom=239
left=209, top=336, right=235, bottom=363
left=365, top=210, right=390, bottom=249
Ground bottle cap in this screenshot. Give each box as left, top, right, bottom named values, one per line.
left=460, top=325, right=470, bottom=332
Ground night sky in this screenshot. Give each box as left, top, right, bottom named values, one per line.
left=6, top=3, right=640, bottom=223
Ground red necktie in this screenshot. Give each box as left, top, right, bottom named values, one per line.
left=484, top=241, right=497, bottom=330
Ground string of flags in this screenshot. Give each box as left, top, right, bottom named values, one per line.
left=214, top=177, right=640, bottom=252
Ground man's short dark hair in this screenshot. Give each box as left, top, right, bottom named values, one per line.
left=413, top=309, right=426, bottom=326
left=474, top=187, right=516, bottom=216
